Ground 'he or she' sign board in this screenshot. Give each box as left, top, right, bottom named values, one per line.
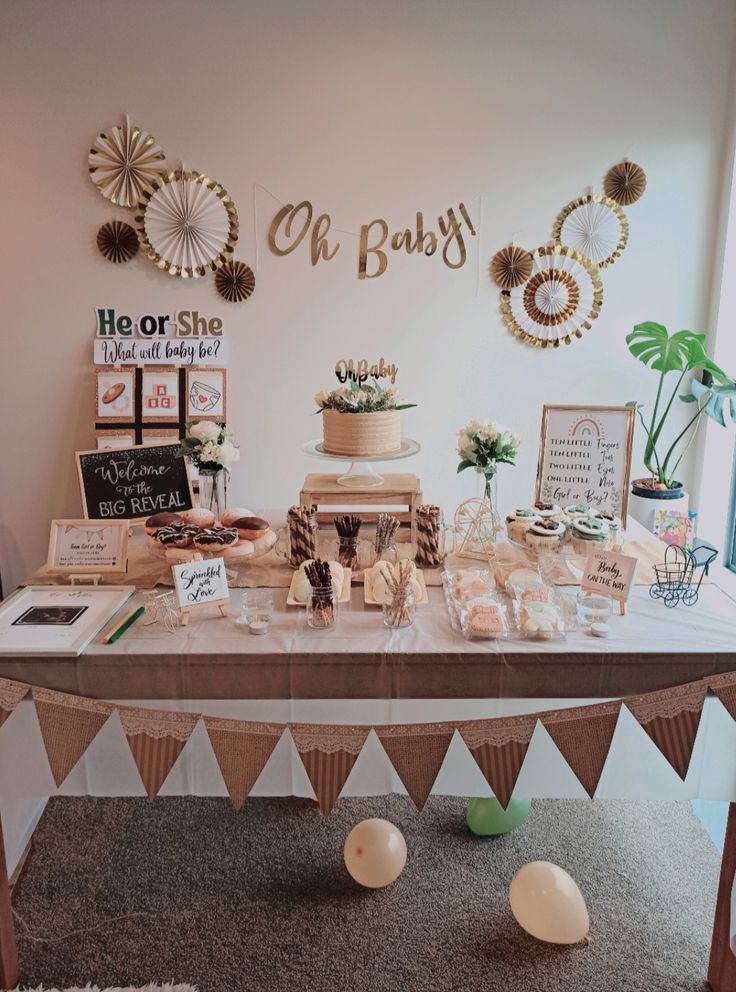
left=47, top=519, right=129, bottom=574
left=536, top=405, right=635, bottom=523
left=76, top=443, right=193, bottom=523
left=581, top=549, right=639, bottom=615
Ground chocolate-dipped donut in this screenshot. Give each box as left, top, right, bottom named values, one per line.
left=234, top=516, right=269, bottom=540
left=155, top=525, right=194, bottom=548
left=145, top=511, right=186, bottom=535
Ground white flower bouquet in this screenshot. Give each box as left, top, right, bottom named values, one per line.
left=314, top=382, right=416, bottom=413
left=179, top=421, right=240, bottom=473
left=456, top=419, right=521, bottom=497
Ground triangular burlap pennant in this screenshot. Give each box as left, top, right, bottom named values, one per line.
left=541, top=702, right=621, bottom=798
left=0, top=678, right=29, bottom=729
left=32, top=686, right=113, bottom=788
left=119, top=707, right=199, bottom=800
left=290, top=724, right=371, bottom=814
left=457, top=714, right=538, bottom=809
left=203, top=717, right=285, bottom=811
left=375, top=723, right=454, bottom=810
left=707, top=672, right=736, bottom=722
left=625, top=680, right=707, bottom=780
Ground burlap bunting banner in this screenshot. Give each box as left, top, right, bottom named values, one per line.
left=290, top=724, right=371, bottom=814
left=541, top=702, right=622, bottom=798
left=625, top=680, right=707, bottom=780
left=375, top=723, right=455, bottom=810
left=32, top=686, right=113, bottom=788
left=203, top=717, right=285, bottom=811
left=119, top=708, right=199, bottom=800
left=458, top=715, right=537, bottom=809
left=0, top=678, right=29, bottom=728
left=708, top=672, right=736, bottom=723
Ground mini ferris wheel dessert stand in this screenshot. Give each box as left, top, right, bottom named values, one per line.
left=300, top=438, right=422, bottom=543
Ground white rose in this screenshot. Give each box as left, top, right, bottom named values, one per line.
left=218, top=439, right=240, bottom=466
left=198, top=441, right=219, bottom=463
left=189, top=421, right=220, bottom=442
left=314, top=390, right=330, bottom=408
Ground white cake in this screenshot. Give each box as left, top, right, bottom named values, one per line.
left=322, top=409, right=402, bottom=457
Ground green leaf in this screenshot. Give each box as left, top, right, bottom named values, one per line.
left=684, top=378, right=736, bottom=427
left=626, top=322, right=728, bottom=381
left=394, top=403, right=417, bottom=410
left=457, top=459, right=475, bottom=473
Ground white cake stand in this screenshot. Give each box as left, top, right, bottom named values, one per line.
left=301, top=438, right=421, bottom=488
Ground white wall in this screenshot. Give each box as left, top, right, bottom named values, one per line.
left=1, top=0, right=735, bottom=591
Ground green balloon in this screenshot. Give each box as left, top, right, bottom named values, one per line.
left=465, top=797, right=531, bottom=836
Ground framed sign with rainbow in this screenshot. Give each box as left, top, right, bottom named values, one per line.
left=536, top=405, right=635, bottom=523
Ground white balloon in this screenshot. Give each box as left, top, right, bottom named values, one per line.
left=509, top=861, right=589, bottom=944
left=344, top=818, right=407, bottom=889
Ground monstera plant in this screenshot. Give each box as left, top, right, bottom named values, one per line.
left=627, top=321, right=736, bottom=495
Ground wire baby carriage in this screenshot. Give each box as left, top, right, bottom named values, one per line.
left=649, top=543, right=713, bottom=608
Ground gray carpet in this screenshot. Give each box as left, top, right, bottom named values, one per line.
left=11, top=796, right=720, bottom=992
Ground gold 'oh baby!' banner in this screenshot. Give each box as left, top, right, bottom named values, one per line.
left=267, top=200, right=477, bottom=279
left=2, top=672, right=736, bottom=814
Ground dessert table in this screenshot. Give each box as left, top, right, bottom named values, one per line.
left=0, top=518, right=735, bottom=989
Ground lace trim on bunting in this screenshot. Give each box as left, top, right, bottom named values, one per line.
left=289, top=724, right=371, bottom=755
left=374, top=721, right=456, bottom=740
left=625, top=681, right=707, bottom=724
left=32, top=686, right=113, bottom=716
left=203, top=716, right=285, bottom=737
left=457, top=715, right=538, bottom=748
left=540, top=701, right=622, bottom=727
left=0, top=678, right=29, bottom=713
left=119, top=707, right=199, bottom=741
left=707, top=672, right=736, bottom=692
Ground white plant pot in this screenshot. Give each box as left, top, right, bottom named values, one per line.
left=628, top=489, right=689, bottom=535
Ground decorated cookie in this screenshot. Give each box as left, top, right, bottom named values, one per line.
left=533, top=501, right=563, bottom=518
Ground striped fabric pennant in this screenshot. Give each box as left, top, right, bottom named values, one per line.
left=203, top=717, right=285, bottom=811
left=0, top=678, right=29, bottom=729
left=375, top=723, right=455, bottom=811
left=541, top=702, right=622, bottom=798
left=32, top=686, right=113, bottom=788
left=458, top=714, right=538, bottom=809
left=625, top=680, right=707, bottom=781
left=290, top=724, right=371, bottom=815
left=707, top=672, right=736, bottom=722
left=119, top=707, right=199, bottom=800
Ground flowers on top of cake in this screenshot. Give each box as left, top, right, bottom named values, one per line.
left=315, top=381, right=416, bottom=413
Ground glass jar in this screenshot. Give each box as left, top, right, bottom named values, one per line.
left=198, top=468, right=225, bottom=521
left=237, top=589, right=273, bottom=627
left=307, top=585, right=337, bottom=629
left=576, top=591, right=613, bottom=628
left=383, top=587, right=416, bottom=629
left=337, top=535, right=360, bottom=571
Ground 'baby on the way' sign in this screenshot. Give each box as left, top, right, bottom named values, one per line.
left=581, top=549, right=639, bottom=614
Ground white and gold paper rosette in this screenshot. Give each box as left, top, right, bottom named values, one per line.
left=500, top=244, right=603, bottom=348
left=88, top=116, right=166, bottom=208
left=552, top=194, right=628, bottom=269
left=135, top=170, right=239, bottom=278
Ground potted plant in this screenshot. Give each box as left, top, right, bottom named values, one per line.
left=626, top=321, right=735, bottom=521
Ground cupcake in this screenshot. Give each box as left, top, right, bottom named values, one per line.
left=571, top=517, right=611, bottom=554
left=533, top=500, right=563, bottom=519
left=505, top=509, right=541, bottom=544
left=524, top=519, right=566, bottom=551
left=591, top=509, right=622, bottom=544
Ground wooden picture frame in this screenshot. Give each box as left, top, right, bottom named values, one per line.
left=536, top=405, right=635, bottom=524
left=186, top=367, right=227, bottom=421
left=0, top=585, right=135, bottom=656
left=95, top=368, right=136, bottom=423
left=141, top=368, right=180, bottom=422
left=76, top=442, right=194, bottom=523
left=47, top=519, right=130, bottom=575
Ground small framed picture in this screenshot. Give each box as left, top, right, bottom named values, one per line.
left=186, top=368, right=226, bottom=420
left=96, top=369, right=135, bottom=422
left=141, top=429, right=181, bottom=446
left=47, top=519, right=130, bottom=574
left=142, top=369, right=180, bottom=422
left=96, top=430, right=136, bottom=450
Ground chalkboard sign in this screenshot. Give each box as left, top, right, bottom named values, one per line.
left=76, top=442, right=194, bottom=523
left=536, top=405, right=635, bottom=524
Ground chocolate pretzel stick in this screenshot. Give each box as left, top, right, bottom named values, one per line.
left=374, top=513, right=400, bottom=555
left=287, top=505, right=317, bottom=566
left=415, top=504, right=442, bottom=567
left=305, top=558, right=336, bottom=628
left=334, top=514, right=362, bottom=569
left=382, top=560, right=414, bottom=627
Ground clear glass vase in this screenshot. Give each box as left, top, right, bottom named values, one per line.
left=383, top=588, right=416, bottom=629
left=198, top=468, right=225, bottom=521
left=477, top=470, right=502, bottom=545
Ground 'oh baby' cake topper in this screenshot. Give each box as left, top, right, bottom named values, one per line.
left=334, top=358, right=398, bottom=386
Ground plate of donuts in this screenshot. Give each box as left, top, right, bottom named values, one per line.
left=145, top=508, right=278, bottom=564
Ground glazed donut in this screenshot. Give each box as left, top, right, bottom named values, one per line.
left=181, top=508, right=217, bottom=528
left=234, top=516, right=270, bottom=540
left=145, top=512, right=185, bottom=536
left=251, top=529, right=277, bottom=555
left=220, top=507, right=256, bottom=528
left=223, top=539, right=254, bottom=558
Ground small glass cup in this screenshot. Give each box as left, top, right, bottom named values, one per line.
left=383, top=588, right=416, bottom=629
left=307, top=585, right=337, bottom=629
left=237, top=589, right=273, bottom=628
left=576, top=591, right=613, bottom=628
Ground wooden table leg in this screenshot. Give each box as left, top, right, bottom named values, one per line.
left=0, top=811, right=19, bottom=989
left=708, top=802, right=736, bottom=991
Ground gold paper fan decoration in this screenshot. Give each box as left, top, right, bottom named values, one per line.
left=215, top=260, right=256, bottom=302
left=604, top=161, right=647, bottom=206
left=490, top=245, right=533, bottom=289
left=88, top=115, right=166, bottom=208
left=96, top=220, right=140, bottom=263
